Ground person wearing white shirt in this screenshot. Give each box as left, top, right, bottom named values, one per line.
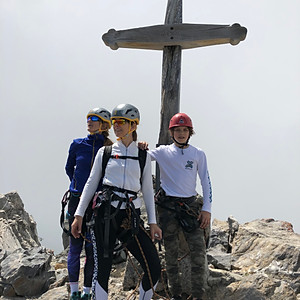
left=142, top=112, right=212, bottom=300
left=71, top=104, right=162, bottom=300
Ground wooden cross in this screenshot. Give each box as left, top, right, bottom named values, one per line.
left=102, top=0, right=247, bottom=145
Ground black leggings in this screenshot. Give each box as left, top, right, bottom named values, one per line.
left=93, top=204, right=161, bottom=293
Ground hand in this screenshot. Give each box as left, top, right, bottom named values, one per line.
left=149, top=223, right=162, bottom=242
left=198, top=211, right=211, bottom=229
left=71, top=216, right=83, bottom=238
left=137, top=141, right=149, bottom=150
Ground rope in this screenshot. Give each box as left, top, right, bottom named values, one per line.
left=124, top=223, right=170, bottom=300
left=126, top=248, right=142, bottom=300
left=80, top=233, right=92, bottom=243
left=160, top=268, right=171, bottom=299
left=91, top=227, right=98, bottom=300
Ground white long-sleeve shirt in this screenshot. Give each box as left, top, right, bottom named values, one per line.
left=75, top=140, right=157, bottom=224
left=149, top=143, right=212, bottom=213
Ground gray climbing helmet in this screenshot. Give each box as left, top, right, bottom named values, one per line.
left=87, top=108, right=112, bottom=128
left=111, top=104, right=140, bottom=124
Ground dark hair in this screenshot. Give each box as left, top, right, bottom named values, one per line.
left=170, top=127, right=195, bottom=137
left=130, top=121, right=138, bottom=141
left=103, top=131, right=113, bottom=146
left=132, top=131, right=137, bottom=141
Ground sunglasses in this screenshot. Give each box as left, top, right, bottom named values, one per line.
left=87, top=116, right=101, bottom=122
left=112, top=119, right=127, bottom=126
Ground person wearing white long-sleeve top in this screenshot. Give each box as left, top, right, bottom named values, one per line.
left=71, top=104, right=162, bottom=300
left=140, top=113, right=212, bottom=300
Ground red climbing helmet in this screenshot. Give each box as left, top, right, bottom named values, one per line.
left=169, top=113, right=193, bottom=129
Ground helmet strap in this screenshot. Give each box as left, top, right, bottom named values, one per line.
left=116, top=124, right=135, bottom=141
left=172, top=136, right=190, bottom=154
left=90, top=129, right=104, bottom=135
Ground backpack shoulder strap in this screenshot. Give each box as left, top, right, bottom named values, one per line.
left=101, top=146, right=146, bottom=184
left=101, top=145, right=112, bottom=181
left=138, top=148, right=147, bottom=183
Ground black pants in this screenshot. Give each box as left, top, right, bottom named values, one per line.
left=93, top=204, right=161, bottom=293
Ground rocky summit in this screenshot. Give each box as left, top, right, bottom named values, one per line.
left=0, top=191, right=299, bottom=300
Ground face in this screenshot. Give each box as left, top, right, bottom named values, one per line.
left=112, top=118, right=130, bottom=138
left=87, top=116, right=102, bottom=133
left=112, top=118, right=136, bottom=139
left=101, top=122, right=110, bottom=131
left=172, top=126, right=190, bottom=144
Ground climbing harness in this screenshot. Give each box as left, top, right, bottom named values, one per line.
left=155, top=188, right=200, bottom=233
left=60, top=190, right=93, bottom=236
left=89, top=145, right=147, bottom=257
left=59, top=190, right=72, bottom=234
left=92, top=185, right=140, bottom=258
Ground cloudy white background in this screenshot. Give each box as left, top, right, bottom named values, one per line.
left=1, top=0, right=299, bottom=254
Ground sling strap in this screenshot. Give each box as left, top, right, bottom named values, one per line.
left=96, top=186, right=140, bottom=257
left=60, top=190, right=71, bottom=234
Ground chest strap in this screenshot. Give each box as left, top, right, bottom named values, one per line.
left=103, top=185, right=137, bottom=199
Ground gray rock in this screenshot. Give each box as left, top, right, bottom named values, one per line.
left=0, top=192, right=40, bottom=253
left=207, top=247, right=232, bottom=271
left=37, top=285, right=69, bottom=300
left=209, top=219, right=230, bottom=252
left=0, top=246, right=55, bottom=297
left=205, top=218, right=300, bottom=300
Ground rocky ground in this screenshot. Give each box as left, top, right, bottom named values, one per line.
left=1, top=191, right=300, bottom=300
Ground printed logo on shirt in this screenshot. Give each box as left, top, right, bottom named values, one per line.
left=185, top=160, right=193, bottom=170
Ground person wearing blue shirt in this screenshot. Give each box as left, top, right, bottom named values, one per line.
left=65, top=108, right=113, bottom=300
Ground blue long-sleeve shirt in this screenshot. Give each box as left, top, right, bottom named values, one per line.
left=65, top=133, right=105, bottom=193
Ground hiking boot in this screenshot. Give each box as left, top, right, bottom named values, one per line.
left=171, top=296, right=182, bottom=300
left=70, top=291, right=81, bottom=300
left=81, top=294, right=91, bottom=300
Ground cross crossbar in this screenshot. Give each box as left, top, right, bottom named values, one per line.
left=102, top=0, right=247, bottom=146
left=102, top=23, right=247, bottom=51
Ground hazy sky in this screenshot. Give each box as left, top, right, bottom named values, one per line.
left=1, top=0, right=299, bottom=254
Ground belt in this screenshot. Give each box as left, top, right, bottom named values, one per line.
left=158, top=188, right=196, bottom=204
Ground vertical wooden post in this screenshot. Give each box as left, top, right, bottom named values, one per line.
left=158, top=0, right=183, bottom=145
left=101, top=0, right=247, bottom=192
left=102, top=0, right=246, bottom=147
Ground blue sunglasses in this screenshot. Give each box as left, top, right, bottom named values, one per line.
left=87, top=116, right=101, bottom=122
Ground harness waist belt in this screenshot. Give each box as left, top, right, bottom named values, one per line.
left=103, top=185, right=138, bottom=199
left=159, top=188, right=196, bottom=204
left=101, top=185, right=139, bottom=258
